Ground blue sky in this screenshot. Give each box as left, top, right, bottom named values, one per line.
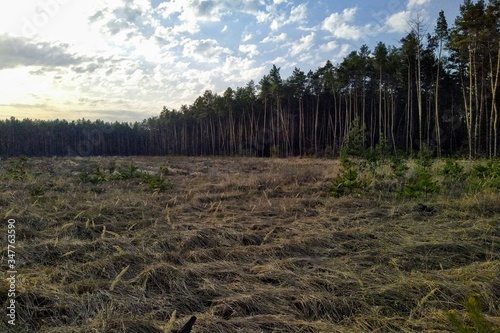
left=0, top=0, right=462, bottom=122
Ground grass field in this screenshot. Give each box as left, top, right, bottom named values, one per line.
left=1, top=156, right=499, bottom=332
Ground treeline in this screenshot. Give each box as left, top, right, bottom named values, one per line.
left=1, top=0, right=499, bottom=158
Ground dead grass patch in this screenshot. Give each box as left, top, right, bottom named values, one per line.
left=0, top=156, right=499, bottom=332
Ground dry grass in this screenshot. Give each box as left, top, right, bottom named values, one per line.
left=0, top=156, right=499, bottom=332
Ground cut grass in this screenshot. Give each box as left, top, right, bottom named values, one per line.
left=0, top=156, right=498, bottom=332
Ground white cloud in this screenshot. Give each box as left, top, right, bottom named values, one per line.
left=289, top=33, right=315, bottom=56
left=333, top=23, right=364, bottom=40
left=239, top=44, right=260, bottom=58
left=322, top=7, right=357, bottom=28
left=221, top=24, right=228, bottom=32
left=385, top=11, right=411, bottom=33
left=320, top=41, right=339, bottom=53
left=268, top=2, right=308, bottom=30
left=182, top=38, right=231, bottom=63
left=321, top=7, right=378, bottom=41
left=407, top=0, right=430, bottom=9
left=269, top=56, right=287, bottom=65
left=156, top=0, right=265, bottom=26
left=289, top=3, right=307, bottom=23
left=242, top=32, right=253, bottom=42
left=261, top=32, right=287, bottom=43
left=216, top=56, right=265, bottom=83
left=256, top=10, right=270, bottom=23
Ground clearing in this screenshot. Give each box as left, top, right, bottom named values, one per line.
left=0, top=156, right=499, bottom=332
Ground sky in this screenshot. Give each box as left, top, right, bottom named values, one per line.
left=0, top=0, right=462, bottom=123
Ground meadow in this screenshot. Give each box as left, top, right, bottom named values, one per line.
left=0, top=155, right=499, bottom=332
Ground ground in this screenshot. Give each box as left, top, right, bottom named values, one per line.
left=0, top=156, right=499, bottom=332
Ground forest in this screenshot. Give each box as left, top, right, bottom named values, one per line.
left=1, top=0, right=499, bottom=159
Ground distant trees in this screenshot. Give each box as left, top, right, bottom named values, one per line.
left=0, top=0, right=498, bottom=158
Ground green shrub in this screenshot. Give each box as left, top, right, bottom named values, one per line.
left=141, top=173, right=171, bottom=193
left=79, top=167, right=108, bottom=184
left=107, top=161, right=117, bottom=174
left=472, top=163, right=491, bottom=179
left=341, top=117, right=367, bottom=158
left=160, top=166, right=170, bottom=175
left=330, top=158, right=365, bottom=197
left=441, top=160, right=466, bottom=181
left=402, top=168, right=440, bottom=198
left=417, top=144, right=434, bottom=169
left=468, top=161, right=500, bottom=192
left=5, top=157, right=28, bottom=180
left=120, top=163, right=140, bottom=179
left=390, top=154, right=408, bottom=178
left=30, top=185, right=45, bottom=197
left=447, top=293, right=500, bottom=333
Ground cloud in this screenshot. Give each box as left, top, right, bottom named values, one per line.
left=0, top=34, right=85, bottom=70
left=289, top=3, right=307, bottom=24
left=216, top=56, right=266, bottom=83
left=320, top=41, right=339, bottom=53
left=88, top=0, right=150, bottom=35
left=385, top=11, right=411, bottom=33
left=261, top=32, right=287, bottom=43
left=289, top=33, right=314, bottom=56
left=407, top=0, right=430, bottom=9
left=182, top=38, right=232, bottom=63
left=157, top=0, right=264, bottom=25
left=242, top=32, right=253, bottom=42
left=268, top=2, right=308, bottom=31
left=72, top=62, right=99, bottom=74
left=322, top=7, right=357, bottom=28
left=239, top=44, right=260, bottom=58
left=321, top=7, right=377, bottom=41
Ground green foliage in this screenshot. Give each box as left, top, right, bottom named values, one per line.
left=365, top=137, right=390, bottom=176
left=472, top=163, right=491, bottom=179
left=160, top=166, right=170, bottom=175
left=119, top=164, right=141, bottom=179
left=30, top=185, right=45, bottom=197
left=341, top=117, right=367, bottom=158
left=79, top=167, right=107, bottom=184
left=441, top=159, right=466, bottom=180
left=447, top=294, right=500, bottom=333
left=330, top=158, right=365, bottom=197
left=402, top=168, right=440, bottom=198
left=390, top=154, right=409, bottom=178
left=417, top=144, right=434, bottom=169
left=77, top=163, right=171, bottom=193
left=467, top=160, right=500, bottom=192
left=472, top=161, right=500, bottom=179
left=4, top=157, right=28, bottom=180
left=141, top=173, right=171, bottom=193
left=375, top=133, right=391, bottom=159
left=107, top=161, right=117, bottom=174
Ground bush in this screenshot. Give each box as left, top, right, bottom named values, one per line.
left=468, top=160, right=500, bottom=192
left=390, top=154, right=408, bottom=178
left=5, top=157, right=28, bottom=180
left=77, top=163, right=172, bottom=193
left=140, top=173, right=171, bottom=193
left=441, top=160, right=466, bottom=181
left=329, top=158, right=365, bottom=197
left=447, top=293, right=500, bottom=333
left=417, top=144, right=434, bottom=169
left=402, top=168, right=440, bottom=198
left=341, top=117, right=367, bottom=158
